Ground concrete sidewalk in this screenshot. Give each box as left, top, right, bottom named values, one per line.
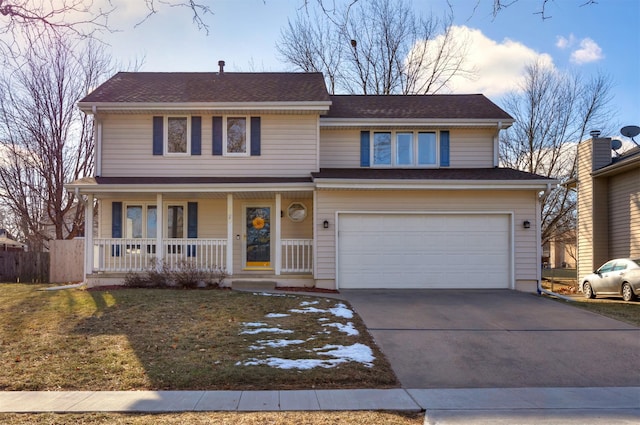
left=0, top=387, right=638, bottom=413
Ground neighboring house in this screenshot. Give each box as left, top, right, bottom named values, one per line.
left=543, top=230, right=576, bottom=269
left=66, top=68, right=557, bottom=292
left=0, top=229, right=26, bottom=252
left=574, top=137, right=640, bottom=279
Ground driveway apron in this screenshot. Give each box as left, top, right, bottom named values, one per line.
left=341, top=289, right=640, bottom=389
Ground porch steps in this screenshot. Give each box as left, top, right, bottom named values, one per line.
left=231, top=279, right=277, bottom=290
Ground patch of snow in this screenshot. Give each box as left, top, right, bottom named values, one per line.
left=323, top=322, right=359, bottom=336
left=252, top=292, right=287, bottom=297
left=329, top=303, right=353, bottom=319
left=240, top=327, right=294, bottom=335
left=242, top=322, right=268, bottom=327
left=249, top=339, right=306, bottom=350
left=318, top=318, right=329, bottom=322
left=289, top=307, right=327, bottom=314
left=237, top=343, right=375, bottom=369
left=265, top=313, right=290, bottom=318
left=316, top=343, right=374, bottom=367
left=300, top=300, right=319, bottom=306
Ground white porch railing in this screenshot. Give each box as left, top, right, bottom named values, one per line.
left=93, top=238, right=312, bottom=274
left=281, top=239, right=313, bottom=273
left=94, top=238, right=227, bottom=272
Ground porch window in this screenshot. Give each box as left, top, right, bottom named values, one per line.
left=125, top=204, right=157, bottom=254
left=167, top=205, right=185, bottom=238
left=125, top=204, right=157, bottom=239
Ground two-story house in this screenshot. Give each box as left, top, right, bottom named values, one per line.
left=66, top=68, right=557, bottom=292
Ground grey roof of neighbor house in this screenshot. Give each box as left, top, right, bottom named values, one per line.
left=79, top=72, right=332, bottom=104
left=326, top=94, right=513, bottom=120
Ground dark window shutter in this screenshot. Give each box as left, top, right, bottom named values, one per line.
left=111, top=202, right=122, bottom=257
left=191, top=116, right=201, bottom=155
left=250, top=117, right=261, bottom=156
left=440, top=130, right=450, bottom=167
left=152, top=116, right=163, bottom=155
left=360, top=131, right=370, bottom=167
left=212, top=116, right=223, bottom=155
left=187, top=202, right=198, bottom=257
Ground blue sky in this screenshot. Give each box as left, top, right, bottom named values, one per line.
left=104, top=0, right=640, bottom=141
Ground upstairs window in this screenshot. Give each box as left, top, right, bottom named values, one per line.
left=224, top=117, right=250, bottom=156
left=166, top=117, right=190, bottom=154
left=370, top=131, right=439, bottom=167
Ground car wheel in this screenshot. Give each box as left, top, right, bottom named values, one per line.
left=622, top=283, right=636, bottom=302
left=583, top=282, right=595, bottom=299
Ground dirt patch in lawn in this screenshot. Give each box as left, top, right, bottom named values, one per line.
left=0, top=284, right=398, bottom=391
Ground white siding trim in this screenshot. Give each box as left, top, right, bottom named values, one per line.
left=334, top=210, right=514, bottom=290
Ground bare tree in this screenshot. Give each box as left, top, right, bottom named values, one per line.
left=278, top=0, right=472, bottom=95
left=0, top=33, right=115, bottom=251
left=499, top=60, right=614, bottom=247
left=0, top=0, right=212, bottom=56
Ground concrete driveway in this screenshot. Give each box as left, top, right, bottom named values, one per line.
left=341, top=289, right=640, bottom=389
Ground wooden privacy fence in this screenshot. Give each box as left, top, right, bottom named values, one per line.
left=0, top=251, right=50, bottom=283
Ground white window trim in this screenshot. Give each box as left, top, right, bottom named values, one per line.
left=164, top=116, right=191, bottom=156
left=370, top=130, right=440, bottom=168
left=223, top=116, right=251, bottom=157
left=124, top=203, right=157, bottom=239
left=164, top=202, right=188, bottom=239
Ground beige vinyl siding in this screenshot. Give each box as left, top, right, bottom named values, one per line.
left=449, top=128, right=495, bottom=168
left=100, top=114, right=319, bottom=177
left=319, top=128, right=495, bottom=168
left=320, top=129, right=361, bottom=167
left=576, top=141, right=596, bottom=280
left=608, top=168, right=640, bottom=259
left=315, top=189, right=538, bottom=287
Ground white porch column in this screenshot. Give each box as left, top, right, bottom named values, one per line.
left=275, top=193, right=282, bottom=276
left=226, top=194, right=234, bottom=274
left=84, top=193, right=94, bottom=279
left=312, top=189, right=317, bottom=279
left=156, top=193, right=163, bottom=269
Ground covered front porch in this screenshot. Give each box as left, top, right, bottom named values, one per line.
left=70, top=177, right=318, bottom=287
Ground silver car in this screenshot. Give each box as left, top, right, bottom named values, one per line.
left=579, top=258, right=640, bottom=302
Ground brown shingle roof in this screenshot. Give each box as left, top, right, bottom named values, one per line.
left=311, top=168, right=551, bottom=181
left=80, top=72, right=331, bottom=104
left=325, top=94, right=513, bottom=120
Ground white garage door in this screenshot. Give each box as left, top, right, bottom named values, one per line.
left=338, top=213, right=511, bottom=289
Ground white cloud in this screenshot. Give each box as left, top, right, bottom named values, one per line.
left=556, top=34, right=576, bottom=49
left=418, top=26, right=554, bottom=97
left=570, top=38, right=604, bottom=64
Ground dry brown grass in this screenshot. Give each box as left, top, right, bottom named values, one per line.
left=0, top=412, right=424, bottom=425
left=0, top=284, right=398, bottom=391
left=566, top=298, right=640, bottom=327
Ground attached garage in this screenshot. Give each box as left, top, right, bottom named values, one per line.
left=337, top=213, right=512, bottom=289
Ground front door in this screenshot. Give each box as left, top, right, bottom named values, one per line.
left=245, top=206, right=271, bottom=268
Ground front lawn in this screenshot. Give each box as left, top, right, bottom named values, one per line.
left=0, top=284, right=398, bottom=391
left=564, top=297, right=640, bottom=327
left=0, top=412, right=424, bottom=425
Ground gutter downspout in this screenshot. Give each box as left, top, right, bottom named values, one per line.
left=536, top=182, right=574, bottom=301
